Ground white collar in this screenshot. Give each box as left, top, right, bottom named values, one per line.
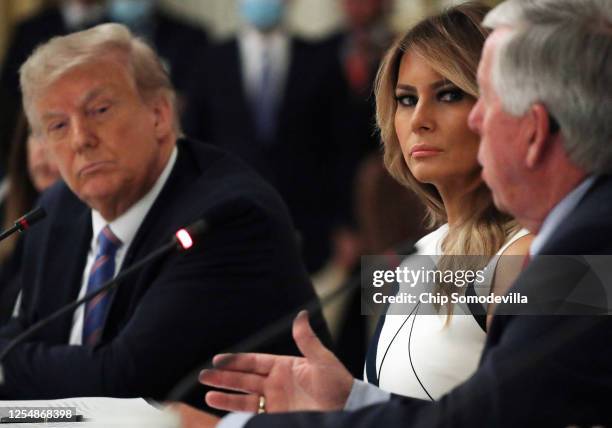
left=91, top=146, right=178, bottom=246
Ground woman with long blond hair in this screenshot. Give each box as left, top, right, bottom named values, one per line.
left=360, top=1, right=530, bottom=400
left=172, top=2, right=532, bottom=425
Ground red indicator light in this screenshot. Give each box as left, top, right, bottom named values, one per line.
left=175, top=229, right=193, bottom=250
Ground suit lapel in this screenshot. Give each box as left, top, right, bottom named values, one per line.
left=43, top=206, right=92, bottom=341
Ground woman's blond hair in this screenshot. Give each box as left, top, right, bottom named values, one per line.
left=374, top=2, right=520, bottom=317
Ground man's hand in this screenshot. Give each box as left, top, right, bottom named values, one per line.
left=167, top=403, right=220, bottom=428
left=200, top=311, right=354, bottom=413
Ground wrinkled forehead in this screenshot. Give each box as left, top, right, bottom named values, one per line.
left=30, top=58, right=136, bottom=127
left=27, top=51, right=133, bottom=118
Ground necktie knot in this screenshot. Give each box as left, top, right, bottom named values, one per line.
left=98, top=225, right=122, bottom=257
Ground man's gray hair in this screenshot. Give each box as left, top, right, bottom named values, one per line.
left=20, top=23, right=183, bottom=136
left=484, top=0, right=612, bottom=174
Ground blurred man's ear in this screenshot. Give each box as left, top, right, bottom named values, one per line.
left=525, top=103, right=555, bottom=168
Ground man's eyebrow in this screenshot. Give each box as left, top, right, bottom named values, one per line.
left=39, top=86, right=113, bottom=122
left=40, top=111, right=65, bottom=121
left=79, top=86, right=111, bottom=106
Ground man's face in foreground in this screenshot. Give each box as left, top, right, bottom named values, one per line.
left=469, top=29, right=529, bottom=218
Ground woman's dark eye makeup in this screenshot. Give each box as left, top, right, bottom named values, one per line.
left=437, top=87, right=464, bottom=102
left=395, top=94, right=418, bottom=107
left=395, top=85, right=465, bottom=107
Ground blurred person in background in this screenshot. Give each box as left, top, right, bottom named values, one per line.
left=0, top=112, right=61, bottom=323
left=0, top=0, right=208, bottom=174
left=336, top=0, right=393, bottom=99
left=183, top=0, right=350, bottom=273
left=331, top=0, right=395, bottom=174
left=325, top=0, right=397, bottom=277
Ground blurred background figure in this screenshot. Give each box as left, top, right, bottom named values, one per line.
left=104, top=0, right=209, bottom=112
left=334, top=0, right=394, bottom=162
left=325, top=0, right=395, bottom=270
left=0, top=0, right=208, bottom=175
left=183, top=0, right=350, bottom=273
left=338, top=0, right=392, bottom=97
left=0, top=112, right=61, bottom=323
left=312, top=153, right=426, bottom=376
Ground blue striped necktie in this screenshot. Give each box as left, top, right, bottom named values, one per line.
left=82, top=225, right=122, bottom=346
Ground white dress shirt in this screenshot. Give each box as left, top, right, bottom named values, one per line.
left=68, top=147, right=178, bottom=345
left=238, top=27, right=290, bottom=106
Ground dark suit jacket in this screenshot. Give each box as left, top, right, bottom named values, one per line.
left=0, top=139, right=328, bottom=407
left=246, top=175, right=612, bottom=427
left=183, top=36, right=351, bottom=272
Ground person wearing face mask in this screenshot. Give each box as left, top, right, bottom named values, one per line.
left=183, top=0, right=352, bottom=274
left=0, top=0, right=208, bottom=175
left=105, top=0, right=209, bottom=108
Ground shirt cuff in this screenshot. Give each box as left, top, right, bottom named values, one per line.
left=344, top=379, right=391, bottom=411
left=217, top=411, right=254, bottom=428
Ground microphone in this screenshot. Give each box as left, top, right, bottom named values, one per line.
left=0, top=219, right=208, bottom=384
left=0, top=207, right=46, bottom=242
left=166, top=239, right=416, bottom=402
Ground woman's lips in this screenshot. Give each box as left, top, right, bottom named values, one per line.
left=410, top=145, right=443, bottom=158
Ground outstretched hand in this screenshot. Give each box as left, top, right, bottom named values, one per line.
left=200, top=310, right=354, bottom=413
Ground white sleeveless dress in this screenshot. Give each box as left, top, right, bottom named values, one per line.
left=364, top=224, right=529, bottom=400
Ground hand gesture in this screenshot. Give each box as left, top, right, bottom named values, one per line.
left=200, top=311, right=354, bottom=413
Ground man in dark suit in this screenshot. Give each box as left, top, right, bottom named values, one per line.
left=183, top=0, right=350, bottom=273
left=174, top=0, right=612, bottom=426
left=0, top=22, right=328, bottom=407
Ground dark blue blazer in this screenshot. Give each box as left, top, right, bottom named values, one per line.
left=0, top=139, right=327, bottom=407
left=246, top=175, right=612, bottom=427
